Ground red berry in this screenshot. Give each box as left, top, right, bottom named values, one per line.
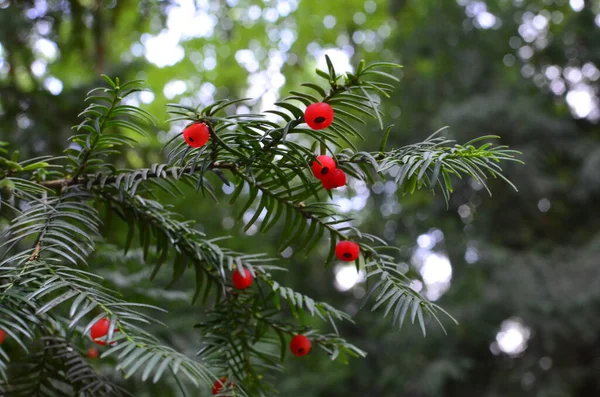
left=0, top=329, right=5, bottom=345
left=311, top=155, right=337, bottom=180
left=212, top=377, right=229, bottom=395
left=183, top=123, right=210, bottom=148
left=304, top=102, right=334, bottom=130
left=290, top=335, right=312, bottom=357
left=87, top=347, right=99, bottom=359
left=321, top=168, right=346, bottom=190
left=90, top=318, right=119, bottom=346
left=232, top=268, right=253, bottom=290
left=335, top=241, right=360, bottom=262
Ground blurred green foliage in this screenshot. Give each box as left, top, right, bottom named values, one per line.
left=1, top=0, right=599, bottom=396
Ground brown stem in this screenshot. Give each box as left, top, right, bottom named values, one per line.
left=27, top=242, right=42, bottom=262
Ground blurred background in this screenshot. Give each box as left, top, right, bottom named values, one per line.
left=1, top=0, right=600, bottom=396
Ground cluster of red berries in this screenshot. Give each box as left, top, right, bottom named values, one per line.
left=180, top=102, right=344, bottom=192
left=311, top=155, right=346, bottom=190
left=180, top=102, right=359, bottom=390
left=304, top=102, right=345, bottom=190
left=0, top=329, right=5, bottom=345
left=81, top=244, right=356, bottom=366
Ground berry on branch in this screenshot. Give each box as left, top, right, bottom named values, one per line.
left=321, top=168, right=347, bottom=190
left=311, top=155, right=337, bottom=179
left=0, top=329, right=5, bottom=345
left=87, top=347, right=99, bottom=359
left=232, top=268, right=253, bottom=290
left=304, top=102, right=334, bottom=130
left=335, top=241, right=360, bottom=262
left=90, top=318, right=119, bottom=346
left=212, top=377, right=230, bottom=395
left=183, top=123, right=210, bottom=148
left=290, top=334, right=312, bottom=357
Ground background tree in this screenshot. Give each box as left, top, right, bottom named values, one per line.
left=1, top=0, right=599, bottom=396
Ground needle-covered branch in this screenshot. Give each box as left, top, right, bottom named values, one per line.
left=0, top=57, right=520, bottom=396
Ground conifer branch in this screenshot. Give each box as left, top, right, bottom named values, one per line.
left=0, top=57, right=521, bottom=396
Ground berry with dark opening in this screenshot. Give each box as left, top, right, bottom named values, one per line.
left=232, top=268, right=253, bottom=290
left=321, top=168, right=346, bottom=190
left=304, top=102, right=334, bottom=130
left=183, top=123, right=210, bottom=148
left=212, top=377, right=229, bottom=395
left=0, top=329, right=5, bottom=345
left=87, top=347, right=99, bottom=359
left=290, top=334, right=312, bottom=357
left=335, top=241, right=360, bottom=262
left=90, top=318, right=119, bottom=346
left=311, top=155, right=336, bottom=179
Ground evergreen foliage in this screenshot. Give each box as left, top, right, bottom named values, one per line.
left=0, top=57, right=518, bottom=396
